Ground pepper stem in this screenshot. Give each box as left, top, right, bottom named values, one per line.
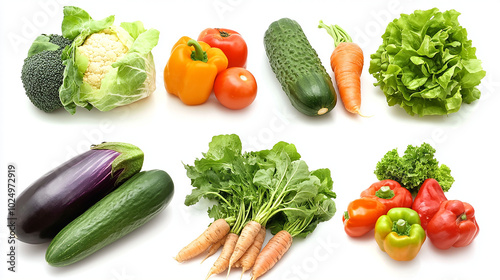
left=375, top=186, right=395, bottom=199
left=343, top=211, right=349, bottom=221
left=188, top=39, right=208, bottom=63
left=396, top=219, right=407, bottom=234
left=392, top=218, right=411, bottom=236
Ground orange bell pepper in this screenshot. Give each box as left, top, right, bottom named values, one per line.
left=164, top=36, right=228, bottom=105
left=343, top=197, right=387, bottom=237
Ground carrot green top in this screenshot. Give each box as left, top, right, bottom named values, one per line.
left=183, top=134, right=337, bottom=239
left=318, top=20, right=353, bottom=47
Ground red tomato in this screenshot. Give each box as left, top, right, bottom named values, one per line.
left=214, top=68, right=257, bottom=110
left=198, top=28, right=248, bottom=68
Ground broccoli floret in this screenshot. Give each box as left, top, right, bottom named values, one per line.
left=47, top=34, right=72, bottom=48
left=21, top=34, right=72, bottom=112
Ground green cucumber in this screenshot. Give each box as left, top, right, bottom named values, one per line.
left=264, top=18, right=337, bottom=116
left=45, top=169, right=174, bottom=267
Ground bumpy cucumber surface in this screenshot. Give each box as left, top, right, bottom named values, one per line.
left=264, top=18, right=337, bottom=116
left=45, top=169, right=174, bottom=267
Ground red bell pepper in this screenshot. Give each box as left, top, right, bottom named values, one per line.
left=411, top=178, right=447, bottom=230
left=343, top=197, right=387, bottom=237
left=427, top=200, right=479, bottom=250
left=360, top=180, right=412, bottom=212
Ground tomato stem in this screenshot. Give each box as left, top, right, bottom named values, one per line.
left=217, top=28, right=231, bottom=38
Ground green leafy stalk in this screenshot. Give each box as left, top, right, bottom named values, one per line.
left=184, top=134, right=336, bottom=238
left=184, top=135, right=259, bottom=231
left=253, top=141, right=335, bottom=233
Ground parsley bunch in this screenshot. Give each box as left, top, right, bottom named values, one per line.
left=374, top=143, right=454, bottom=194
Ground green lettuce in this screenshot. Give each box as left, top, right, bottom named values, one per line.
left=59, top=6, right=159, bottom=114
left=369, top=8, right=486, bottom=116
left=374, top=143, right=454, bottom=194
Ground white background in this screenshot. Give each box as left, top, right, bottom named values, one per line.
left=1, top=0, right=499, bottom=280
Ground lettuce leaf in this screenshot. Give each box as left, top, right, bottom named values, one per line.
left=369, top=8, right=486, bottom=116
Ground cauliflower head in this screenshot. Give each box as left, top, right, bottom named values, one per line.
left=59, top=6, right=160, bottom=114
left=78, top=28, right=129, bottom=89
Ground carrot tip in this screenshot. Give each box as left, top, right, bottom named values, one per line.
left=357, top=111, right=373, bottom=118
left=349, top=108, right=372, bottom=118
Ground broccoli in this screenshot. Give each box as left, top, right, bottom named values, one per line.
left=21, top=34, right=72, bottom=112
left=46, top=34, right=72, bottom=49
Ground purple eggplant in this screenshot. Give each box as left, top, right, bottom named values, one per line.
left=14, top=142, right=144, bottom=244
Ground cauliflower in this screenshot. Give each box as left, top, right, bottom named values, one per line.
left=78, top=29, right=128, bottom=89
left=59, top=6, right=160, bottom=114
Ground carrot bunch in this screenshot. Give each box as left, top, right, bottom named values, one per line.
left=319, top=21, right=365, bottom=116
left=176, top=134, right=337, bottom=280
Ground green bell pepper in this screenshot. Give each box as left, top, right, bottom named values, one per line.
left=374, top=207, right=426, bottom=261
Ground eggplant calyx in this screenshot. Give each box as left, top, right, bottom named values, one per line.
left=91, top=142, right=144, bottom=185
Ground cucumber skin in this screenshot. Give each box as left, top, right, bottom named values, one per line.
left=264, top=18, right=336, bottom=116
left=45, top=170, right=174, bottom=267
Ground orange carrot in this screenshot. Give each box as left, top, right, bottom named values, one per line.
left=175, top=219, right=230, bottom=263
left=233, top=258, right=242, bottom=269
left=251, top=230, right=293, bottom=280
left=319, top=21, right=365, bottom=116
left=201, top=234, right=227, bottom=264
left=239, top=225, right=266, bottom=275
left=205, top=233, right=239, bottom=279
left=229, top=221, right=262, bottom=268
